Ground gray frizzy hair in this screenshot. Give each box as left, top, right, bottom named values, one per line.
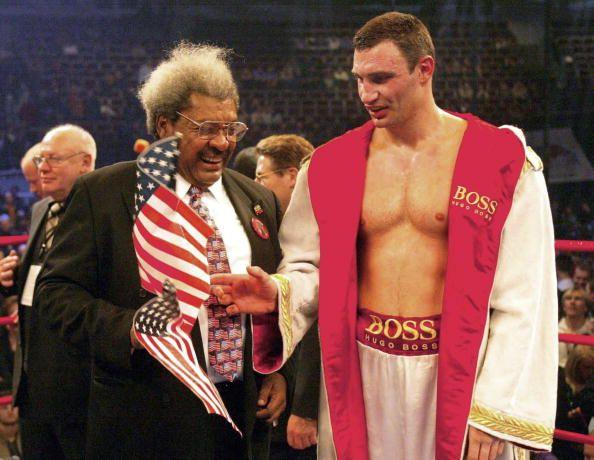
left=138, top=41, right=239, bottom=136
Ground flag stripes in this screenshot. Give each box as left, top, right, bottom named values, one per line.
left=132, top=136, right=240, bottom=434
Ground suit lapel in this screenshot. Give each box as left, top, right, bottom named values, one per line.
left=221, top=171, right=270, bottom=269
left=18, top=198, right=51, bottom=291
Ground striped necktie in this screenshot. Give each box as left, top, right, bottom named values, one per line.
left=41, top=201, right=64, bottom=258
left=189, top=186, right=243, bottom=382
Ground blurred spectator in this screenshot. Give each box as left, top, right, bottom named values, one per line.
left=558, top=288, right=594, bottom=368
left=557, top=254, right=575, bottom=295
left=0, top=215, right=13, bottom=237
left=0, top=390, right=20, bottom=459
left=232, top=146, right=258, bottom=179
left=553, top=345, right=594, bottom=460
left=20, top=143, right=44, bottom=199
left=572, top=261, right=592, bottom=291
left=255, top=134, right=314, bottom=214
left=0, top=296, right=17, bottom=384
left=0, top=296, right=20, bottom=459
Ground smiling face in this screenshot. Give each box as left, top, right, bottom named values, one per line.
left=352, top=40, right=429, bottom=129
left=156, top=93, right=238, bottom=187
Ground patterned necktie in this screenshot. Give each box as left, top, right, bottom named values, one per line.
left=41, top=201, right=64, bottom=257
left=189, top=186, right=243, bottom=381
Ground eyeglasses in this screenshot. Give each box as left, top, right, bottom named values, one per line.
left=33, top=152, right=86, bottom=168
left=176, top=111, right=248, bottom=142
left=255, top=168, right=288, bottom=181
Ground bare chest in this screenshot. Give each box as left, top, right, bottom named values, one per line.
left=360, top=145, right=458, bottom=237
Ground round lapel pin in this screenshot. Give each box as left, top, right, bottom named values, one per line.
left=251, top=217, right=270, bottom=240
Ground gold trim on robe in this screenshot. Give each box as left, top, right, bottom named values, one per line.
left=272, top=274, right=293, bottom=356
left=469, top=402, right=554, bottom=447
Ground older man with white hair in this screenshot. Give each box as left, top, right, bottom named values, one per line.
left=20, top=143, right=44, bottom=199
left=0, top=124, right=96, bottom=458
left=35, top=42, right=288, bottom=459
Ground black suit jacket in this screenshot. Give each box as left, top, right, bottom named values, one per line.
left=10, top=197, right=90, bottom=420
left=36, top=161, right=283, bottom=459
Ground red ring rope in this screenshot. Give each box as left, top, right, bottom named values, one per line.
left=555, top=240, right=594, bottom=252
left=0, top=235, right=28, bottom=247
left=554, top=429, right=594, bottom=445
left=3, top=237, right=594, bottom=251
left=0, top=316, right=16, bottom=326
left=559, top=333, right=594, bottom=346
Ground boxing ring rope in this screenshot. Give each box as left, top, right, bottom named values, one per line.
left=559, top=333, right=594, bottom=346
left=0, top=316, right=16, bottom=327
left=0, top=235, right=28, bottom=247
left=555, top=240, right=594, bottom=252
left=0, top=235, right=593, bottom=445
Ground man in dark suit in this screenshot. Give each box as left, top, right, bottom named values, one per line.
left=255, top=135, right=320, bottom=458
left=35, top=42, right=288, bottom=459
left=0, top=125, right=96, bottom=459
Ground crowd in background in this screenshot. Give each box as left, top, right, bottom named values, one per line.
left=0, top=11, right=591, bottom=169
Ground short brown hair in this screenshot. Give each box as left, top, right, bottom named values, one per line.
left=565, top=345, right=594, bottom=388
left=256, top=135, right=314, bottom=171
left=353, top=12, right=435, bottom=72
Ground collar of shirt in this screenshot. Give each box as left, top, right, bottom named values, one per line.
left=175, top=173, right=225, bottom=203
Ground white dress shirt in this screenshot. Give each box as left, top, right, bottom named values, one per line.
left=176, top=173, right=250, bottom=382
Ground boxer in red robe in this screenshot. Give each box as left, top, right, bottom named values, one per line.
left=213, top=12, right=558, bottom=460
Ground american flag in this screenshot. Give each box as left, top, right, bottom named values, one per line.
left=132, top=136, right=239, bottom=433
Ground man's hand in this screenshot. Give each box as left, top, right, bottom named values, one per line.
left=466, top=426, right=504, bottom=460
left=130, top=325, right=144, bottom=350
left=287, top=415, right=317, bottom=450
left=0, top=250, right=18, bottom=288
left=256, top=372, right=287, bottom=425
left=211, top=266, right=278, bottom=316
